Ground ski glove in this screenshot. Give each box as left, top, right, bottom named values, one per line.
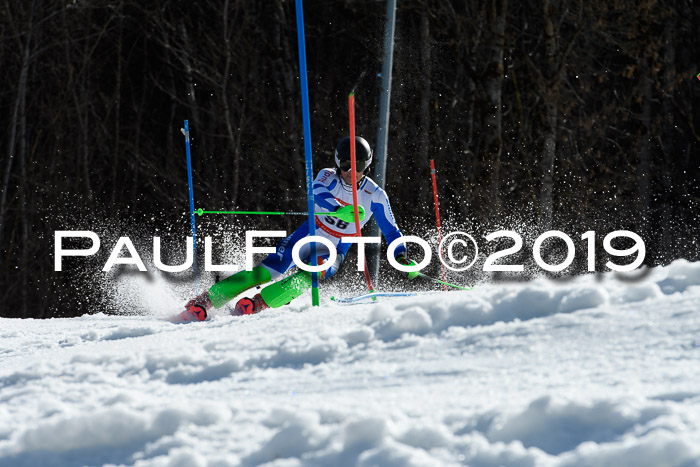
left=396, top=255, right=419, bottom=280
left=333, top=205, right=365, bottom=224
left=324, top=252, right=345, bottom=280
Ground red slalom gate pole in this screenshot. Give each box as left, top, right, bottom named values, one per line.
left=430, top=159, right=447, bottom=291
left=349, top=93, right=375, bottom=295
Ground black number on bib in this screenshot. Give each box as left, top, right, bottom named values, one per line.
left=325, top=217, right=350, bottom=230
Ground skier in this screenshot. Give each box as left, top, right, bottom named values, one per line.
left=178, top=135, right=416, bottom=321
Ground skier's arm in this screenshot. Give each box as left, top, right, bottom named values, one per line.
left=371, top=194, right=418, bottom=280
left=312, top=169, right=341, bottom=212
left=370, top=188, right=407, bottom=259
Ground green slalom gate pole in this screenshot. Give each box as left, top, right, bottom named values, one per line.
left=195, top=209, right=343, bottom=217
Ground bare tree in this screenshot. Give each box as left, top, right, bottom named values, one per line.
left=483, top=0, right=507, bottom=216
left=538, top=0, right=558, bottom=230
left=1, top=0, right=36, bottom=251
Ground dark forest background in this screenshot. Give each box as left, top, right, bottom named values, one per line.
left=1, top=0, right=698, bottom=318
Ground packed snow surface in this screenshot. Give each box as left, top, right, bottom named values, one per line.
left=1, top=261, right=700, bottom=466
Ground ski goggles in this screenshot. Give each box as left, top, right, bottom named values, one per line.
left=338, top=160, right=368, bottom=172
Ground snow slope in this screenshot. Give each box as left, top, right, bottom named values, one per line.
left=1, top=260, right=699, bottom=466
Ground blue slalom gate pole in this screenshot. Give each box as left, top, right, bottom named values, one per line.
left=295, top=0, right=319, bottom=306
left=184, top=120, right=199, bottom=295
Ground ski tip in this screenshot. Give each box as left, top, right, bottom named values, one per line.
left=169, top=308, right=207, bottom=323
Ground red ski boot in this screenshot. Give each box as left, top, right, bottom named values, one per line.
left=178, top=291, right=213, bottom=322
left=233, top=293, right=269, bottom=316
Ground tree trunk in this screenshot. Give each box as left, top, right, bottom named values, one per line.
left=539, top=0, right=558, bottom=231
left=418, top=12, right=432, bottom=217
left=19, top=61, right=29, bottom=318
left=661, top=15, right=678, bottom=258
left=0, top=2, right=34, bottom=252
left=221, top=0, right=240, bottom=208
left=484, top=0, right=507, bottom=216
left=64, top=7, right=93, bottom=204
left=112, top=1, right=123, bottom=207
left=178, top=22, right=207, bottom=173
left=637, top=51, right=652, bottom=239
left=274, top=0, right=303, bottom=222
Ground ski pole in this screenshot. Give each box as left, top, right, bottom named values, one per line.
left=417, top=272, right=472, bottom=291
